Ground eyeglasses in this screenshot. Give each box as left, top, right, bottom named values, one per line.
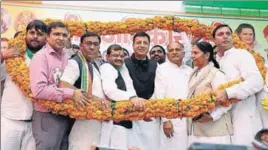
left=110, top=54, right=124, bottom=58
left=84, top=41, right=100, bottom=47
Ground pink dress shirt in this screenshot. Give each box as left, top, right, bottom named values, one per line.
left=30, top=43, right=74, bottom=112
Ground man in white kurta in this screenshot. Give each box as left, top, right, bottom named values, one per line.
left=154, top=41, right=193, bottom=150
left=99, top=44, right=140, bottom=149
left=1, top=20, right=47, bottom=150
left=60, top=32, right=106, bottom=150
left=259, top=69, right=268, bottom=128
left=214, top=24, right=263, bottom=146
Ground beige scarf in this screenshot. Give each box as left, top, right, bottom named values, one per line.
left=187, top=63, right=215, bottom=98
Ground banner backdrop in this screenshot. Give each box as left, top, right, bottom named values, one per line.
left=1, top=3, right=267, bottom=59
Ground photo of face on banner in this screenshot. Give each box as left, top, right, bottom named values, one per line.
left=1, top=8, right=11, bottom=34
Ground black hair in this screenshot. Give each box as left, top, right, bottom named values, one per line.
left=150, top=45, right=166, bottom=55
left=122, top=48, right=130, bottom=57
left=212, top=24, right=233, bottom=38
left=133, top=31, right=150, bottom=43
left=72, top=44, right=80, bottom=49
left=235, top=23, right=256, bottom=40
left=106, top=44, right=123, bottom=55
left=80, top=31, right=101, bottom=44
left=26, top=20, right=47, bottom=34
left=195, top=41, right=220, bottom=69
left=47, top=21, right=68, bottom=35
left=14, top=31, right=22, bottom=38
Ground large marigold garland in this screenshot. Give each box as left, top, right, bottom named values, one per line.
left=6, top=16, right=266, bottom=120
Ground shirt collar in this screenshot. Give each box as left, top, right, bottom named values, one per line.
left=167, top=60, right=185, bottom=69
left=46, top=43, right=66, bottom=56
left=26, top=48, right=34, bottom=59
left=216, top=47, right=235, bottom=60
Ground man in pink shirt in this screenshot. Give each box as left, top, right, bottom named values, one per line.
left=30, top=21, right=89, bottom=150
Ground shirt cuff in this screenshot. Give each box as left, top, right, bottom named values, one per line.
left=210, top=110, right=221, bottom=122
left=226, top=87, right=236, bottom=99
left=63, top=88, right=74, bottom=100
left=162, top=117, right=170, bottom=123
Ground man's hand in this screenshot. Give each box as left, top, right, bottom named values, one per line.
left=195, top=113, right=213, bottom=123
left=92, top=95, right=110, bottom=108
left=72, top=89, right=90, bottom=107
left=215, top=89, right=228, bottom=104
left=100, top=99, right=110, bottom=108
left=2, top=47, right=21, bottom=60
left=143, top=118, right=153, bottom=122
left=130, top=97, right=145, bottom=111
left=163, top=120, right=174, bottom=138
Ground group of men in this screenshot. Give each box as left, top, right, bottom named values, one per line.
left=0, top=19, right=266, bottom=150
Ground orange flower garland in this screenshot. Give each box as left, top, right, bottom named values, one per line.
left=6, top=16, right=266, bottom=120
left=6, top=31, right=34, bottom=101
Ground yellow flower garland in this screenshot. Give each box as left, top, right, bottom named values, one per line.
left=6, top=16, right=266, bottom=120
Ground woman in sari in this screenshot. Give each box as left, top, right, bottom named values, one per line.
left=187, top=41, right=233, bottom=145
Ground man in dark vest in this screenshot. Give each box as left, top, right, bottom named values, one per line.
left=60, top=32, right=108, bottom=150
left=124, top=31, right=160, bottom=150
left=99, top=44, right=142, bottom=149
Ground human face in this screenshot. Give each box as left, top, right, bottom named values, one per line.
left=167, top=42, right=184, bottom=66
left=191, top=45, right=209, bottom=69
left=106, top=49, right=124, bottom=67
left=1, top=41, right=8, bottom=52
left=47, top=27, right=68, bottom=52
left=133, top=36, right=149, bottom=58
left=150, top=47, right=165, bottom=64
left=238, top=28, right=254, bottom=46
left=213, top=27, right=233, bottom=51
left=80, top=36, right=100, bottom=62
left=73, top=48, right=79, bottom=54
left=26, top=28, right=47, bottom=53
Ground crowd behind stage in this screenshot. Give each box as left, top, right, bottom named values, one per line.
left=1, top=20, right=268, bottom=150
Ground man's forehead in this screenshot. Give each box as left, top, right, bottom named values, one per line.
left=151, top=47, right=162, bottom=51
left=216, top=27, right=231, bottom=33
left=51, top=27, right=68, bottom=33
left=111, top=49, right=123, bottom=53
left=135, top=36, right=149, bottom=41
left=28, top=28, right=45, bottom=33
left=84, top=36, right=99, bottom=42
left=168, top=42, right=183, bottom=49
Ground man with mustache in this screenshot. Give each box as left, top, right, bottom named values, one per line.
left=60, top=32, right=109, bottom=150
left=1, top=20, right=47, bottom=150
left=30, top=21, right=86, bottom=150
left=154, top=41, right=192, bottom=150
left=214, top=24, right=263, bottom=146
left=149, top=45, right=166, bottom=64
left=124, top=31, right=160, bottom=150
left=99, top=44, right=142, bottom=150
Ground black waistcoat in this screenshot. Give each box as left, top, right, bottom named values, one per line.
left=113, top=67, right=132, bottom=129
left=124, top=54, right=157, bottom=99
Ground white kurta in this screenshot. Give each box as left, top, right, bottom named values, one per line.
left=154, top=61, right=192, bottom=150
left=99, top=63, right=136, bottom=149
left=187, top=64, right=232, bottom=146
left=217, top=47, right=264, bottom=146
left=61, top=59, right=105, bottom=150
left=1, top=54, right=35, bottom=150
left=259, top=70, right=268, bottom=128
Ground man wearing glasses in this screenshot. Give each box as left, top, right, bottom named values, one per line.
left=60, top=32, right=109, bottom=150
left=99, top=44, right=142, bottom=149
